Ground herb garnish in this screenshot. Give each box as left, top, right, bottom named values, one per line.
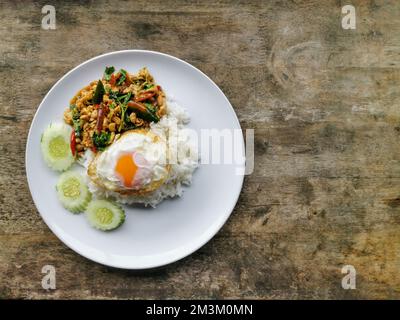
left=92, top=80, right=105, bottom=104
left=69, top=104, right=82, bottom=137
left=103, top=66, right=115, bottom=81
left=117, top=69, right=127, bottom=86
left=92, top=131, right=111, bottom=151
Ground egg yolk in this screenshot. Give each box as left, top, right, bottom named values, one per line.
left=115, top=153, right=138, bottom=188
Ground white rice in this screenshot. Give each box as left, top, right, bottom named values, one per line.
left=80, top=97, right=199, bottom=207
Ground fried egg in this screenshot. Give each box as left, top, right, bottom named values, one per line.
left=88, top=129, right=169, bottom=195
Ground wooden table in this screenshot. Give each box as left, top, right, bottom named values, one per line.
left=1, top=0, right=399, bottom=299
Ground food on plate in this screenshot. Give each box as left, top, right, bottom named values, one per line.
left=41, top=66, right=198, bottom=231
left=85, top=98, right=198, bottom=207
left=85, top=199, right=125, bottom=231
left=56, top=171, right=92, bottom=213
left=63, top=67, right=166, bottom=155
left=41, top=123, right=75, bottom=171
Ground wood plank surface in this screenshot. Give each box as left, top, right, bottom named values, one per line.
left=1, top=0, right=400, bottom=299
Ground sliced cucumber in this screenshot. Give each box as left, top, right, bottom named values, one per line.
left=56, top=171, right=91, bottom=213
left=85, top=200, right=125, bottom=231
left=41, top=123, right=74, bottom=171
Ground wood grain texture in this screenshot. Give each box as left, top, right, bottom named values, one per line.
left=1, top=0, right=400, bottom=299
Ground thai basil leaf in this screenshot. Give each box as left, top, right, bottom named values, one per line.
left=117, top=69, right=127, bottom=86
left=92, top=131, right=110, bottom=151
left=143, top=83, right=154, bottom=90
left=92, top=80, right=105, bottom=104
left=103, top=66, right=115, bottom=81
left=69, top=104, right=82, bottom=137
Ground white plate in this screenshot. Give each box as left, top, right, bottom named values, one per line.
left=26, top=50, right=244, bottom=269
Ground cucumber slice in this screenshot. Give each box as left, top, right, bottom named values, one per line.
left=41, top=123, right=74, bottom=171
left=56, top=171, right=91, bottom=213
left=85, top=200, right=125, bottom=231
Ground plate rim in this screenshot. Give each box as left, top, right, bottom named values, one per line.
left=25, top=49, right=245, bottom=269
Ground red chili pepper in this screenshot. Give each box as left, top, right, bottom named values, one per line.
left=91, top=145, right=97, bottom=153
left=70, top=131, right=76, bottom=157
left=127, top=101, right=148, bottom=113
left=94, top=104, right=100, bottom=109
left=96, top=104, right=105, bottom=132
left=124, top=74, right=132, bottom=85
left=109, top=73, right=117, bottom=86
left=135, top=91, right=156, bottom=102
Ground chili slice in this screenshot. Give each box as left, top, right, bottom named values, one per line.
left=70, top=131, right=76, bottom=156
left=124, top=74, right=132, bottom=85
left=127, top=101, right=148, bottom=113
left=96, top=104, right=105, bottom=132
left=109, top=73, right=117, bottom=86
left=135, top=91, right=156, bottom=102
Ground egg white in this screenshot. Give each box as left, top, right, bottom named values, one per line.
left=88, top=129, right=169, bottom=194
